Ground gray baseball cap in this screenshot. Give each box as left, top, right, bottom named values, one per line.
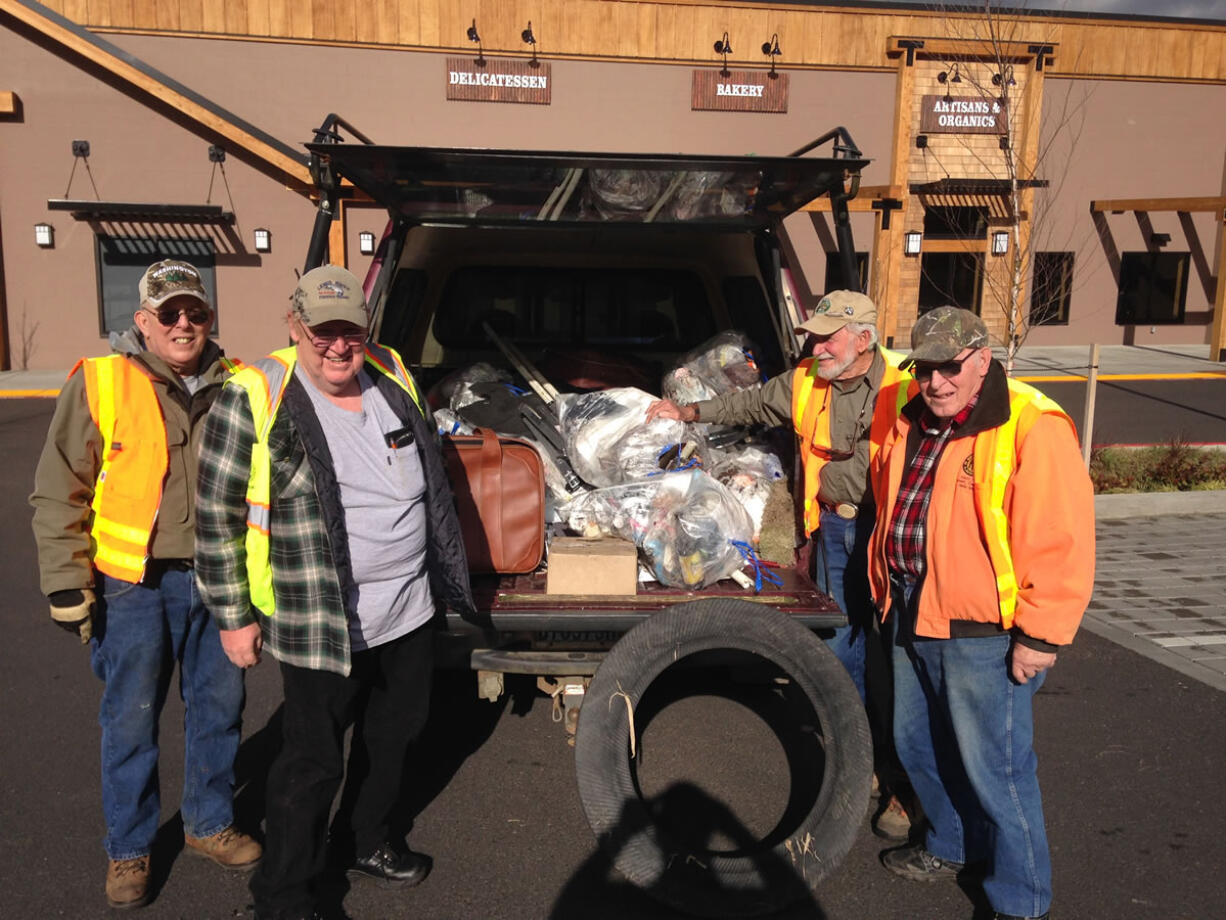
left=902, top=306, right=989, bottom=368
left=292, top=265, right=369, bottom=327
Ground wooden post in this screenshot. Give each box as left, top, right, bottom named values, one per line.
left=1211, top=208, right=1226, bottom=362
left=1081, top=343, right=1100, bottom=468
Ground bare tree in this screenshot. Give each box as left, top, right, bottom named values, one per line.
left=917, top=0, right=1095, bottom=372
left=15, top=302, right=39, bottom=371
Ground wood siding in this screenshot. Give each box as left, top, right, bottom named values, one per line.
left=32, top=0, right=1226, bottom=84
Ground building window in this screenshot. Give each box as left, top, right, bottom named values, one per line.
left=918, top=252, right=984, bottom=316
left=96, top=236, right=217, bottom=335
left=1115, top=252, right=1189, bottom=325
left=824, top=251, right=869, bottom=293
left=922, top=205, right=988, bottom=240
left=1030, top=252, right=1074, bottom=326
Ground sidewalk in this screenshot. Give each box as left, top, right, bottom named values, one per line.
left=3, top=343, right=1225, bottom=397
left=1006, top=343, right=1226, bottom=379
left=1089, top=489, right=1226, bottom=694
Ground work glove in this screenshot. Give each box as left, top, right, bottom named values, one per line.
left=49, top=588, right=95, bottom=644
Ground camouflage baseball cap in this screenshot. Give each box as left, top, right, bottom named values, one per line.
left=138, top=259, right=209, bottom=308
left=902, top=306, right=989, bottom=368
left=292, top=265, right=369, bottom=328
left=796, top=290, right=878, bottom=336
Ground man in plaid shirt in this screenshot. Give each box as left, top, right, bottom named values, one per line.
left=867, top=307, right=1095, bottom=920
left=196, top=266, right=474, bottom=920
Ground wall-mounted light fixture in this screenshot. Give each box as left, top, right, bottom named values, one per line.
left=904, top=231, right=923, bottom=256
left=761, top=33, right=781, bottom=77
left=991, top=230, right=1010, bottom=255
left=253, top=227, right=271, bottom=253
left=359, top=231, right=376, bottom=255
left=714, top=32, right=733, bottom=77
left=521, top=21, right=538, bottom=66
left=915, top=134, right=928, bottom=149
left=34, top=222, right=54, bottom=248
left=937, top=63, right=962, bottom=85
left=466, top=19, right=485, bottom=66
left=992, top=66, right=1016, bottom=106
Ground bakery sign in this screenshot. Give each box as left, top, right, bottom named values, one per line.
left=446, top=57, right=551, bottom=105
left=692, top=70, right=789, bottom=113
left=920, top=95, right=1007, bottom=135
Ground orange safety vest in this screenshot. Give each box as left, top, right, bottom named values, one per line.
left=869, top=377, right=1076, bottom=633
left=790, top=347, right=914, bottom=535
left=76, top=353, right=240, bottom=583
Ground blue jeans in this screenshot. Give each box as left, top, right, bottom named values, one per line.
left=813, top=509, right=877, bottom=702
left=890, top=577, right=1052, bottom=918
left=90, top=567, right=245, bottom=859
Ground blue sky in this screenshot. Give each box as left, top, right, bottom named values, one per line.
left=857, top=0, right=1226, bottom=20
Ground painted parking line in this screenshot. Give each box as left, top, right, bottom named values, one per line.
left=1152, top=634, right=1226, bottom=648
left=1018, top=372, right=1226, bottom=383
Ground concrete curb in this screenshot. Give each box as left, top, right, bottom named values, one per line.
left=1095, top=489, right=1226, bottom=520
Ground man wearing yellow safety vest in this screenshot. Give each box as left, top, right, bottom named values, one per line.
left=646, top=289, right=918, bottom=839
left=30, top=259, right=259, bottom=910
left=869, top=307, right=1095, bottom=920
left=195, top=265, right=474, bottom=920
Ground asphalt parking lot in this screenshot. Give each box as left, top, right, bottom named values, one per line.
left=3, top=396, right=1225, bottom=920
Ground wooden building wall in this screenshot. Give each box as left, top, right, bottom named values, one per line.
left=37, top=0, right=1226, bottom=84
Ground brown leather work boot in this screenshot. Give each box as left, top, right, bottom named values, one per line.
left=184, top=825, right=262, bottom=871
left=106, top=856, right=151, bottom=909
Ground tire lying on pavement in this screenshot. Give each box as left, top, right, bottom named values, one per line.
left=574, top=598, right=872, bottom=918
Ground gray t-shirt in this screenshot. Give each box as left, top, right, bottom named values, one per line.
left=298, top=366, right=434, bottom=650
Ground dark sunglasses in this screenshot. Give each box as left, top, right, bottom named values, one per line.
left=143, top=304, right=212, bottom=327
left=913, top=354, right=972, bottom=380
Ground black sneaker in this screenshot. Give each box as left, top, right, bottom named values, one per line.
left=347, top=844, right=431, bottom=888
left=880, top=844, right=969, bottom=882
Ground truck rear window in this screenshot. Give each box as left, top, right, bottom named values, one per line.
left=433, top=266, right=718, bottom=351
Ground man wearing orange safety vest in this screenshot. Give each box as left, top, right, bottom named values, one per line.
left=646, top=289, right=917, bottom=840
left=30, top=260, right=259, bottom=910
left=870, top=307, right=1095, bottom=920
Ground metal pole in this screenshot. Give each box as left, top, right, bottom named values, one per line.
left=1081, top=343, right=1100, bottom=468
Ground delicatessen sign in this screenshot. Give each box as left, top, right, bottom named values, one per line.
left=692, top=70, right=788, bottom=113
left=920, top=95, right=1007, bottom=135
left=446, top=57, right=551, bottom=105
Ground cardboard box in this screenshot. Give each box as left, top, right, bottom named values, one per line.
left=546, top=537, right=639, bottom=596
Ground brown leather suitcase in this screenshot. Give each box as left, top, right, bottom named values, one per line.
left=442, top=428, right=546, bottom=574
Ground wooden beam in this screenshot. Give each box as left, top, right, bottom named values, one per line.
left=1211, top=219, right=1226, bottom=362
left=1091, top=196, right=1226, bottom=214
left=873, top=51, right=918, bottom=345
left=0, top=91, right=15, bottom=114
left=0, top=0, right=312, bottom=189
left=801, top=184, right=903, bottom=212
left=920, top=238, right=990, bottom=253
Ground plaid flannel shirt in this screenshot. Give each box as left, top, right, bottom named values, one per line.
left=885, top=397, right=977, bottom=578
left=195, top=379, right=354, bottom=675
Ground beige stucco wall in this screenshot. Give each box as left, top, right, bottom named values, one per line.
left=1026, top=77, right=1226, bottom=347
left=1, top=28, right=895, bottom=369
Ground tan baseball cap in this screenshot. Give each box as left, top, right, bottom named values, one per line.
left=902, top=306, right=990, bottom=368
left=138, top=260, right=210, bottom=308
left=795, top=290, right=878, bottom=336
left=291, top=265, right=369, bottom=327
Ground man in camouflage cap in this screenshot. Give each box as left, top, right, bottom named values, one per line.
left=648, top=290, right=921, bottom=841
left=30, top=259, right=258, bottom=909
left=867, top=306, right=1096, bottom=920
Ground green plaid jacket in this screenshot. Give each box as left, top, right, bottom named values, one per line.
left=195, top=378, right=355, bottom=673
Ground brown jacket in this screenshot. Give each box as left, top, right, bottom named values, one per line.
left=30, top=330, right=234, bottom=596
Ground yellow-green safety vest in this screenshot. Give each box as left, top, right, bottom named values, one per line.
left=226, top=344, right=422, bottom=616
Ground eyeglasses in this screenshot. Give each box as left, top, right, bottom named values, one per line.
left=913, top=354, right=973, bottom=380
left=304, top=327, right=367, bottom=352
left=143, top=304, right=212, bottom=327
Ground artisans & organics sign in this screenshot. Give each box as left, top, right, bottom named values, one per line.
left=920, top=95, right=1007, bottom=135
left=692, top=70, right=788, bottom=113
left=446, top=57, right=551, bottom=105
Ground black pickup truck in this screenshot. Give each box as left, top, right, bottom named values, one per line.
left=301, top=117, right=874, bottom=918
